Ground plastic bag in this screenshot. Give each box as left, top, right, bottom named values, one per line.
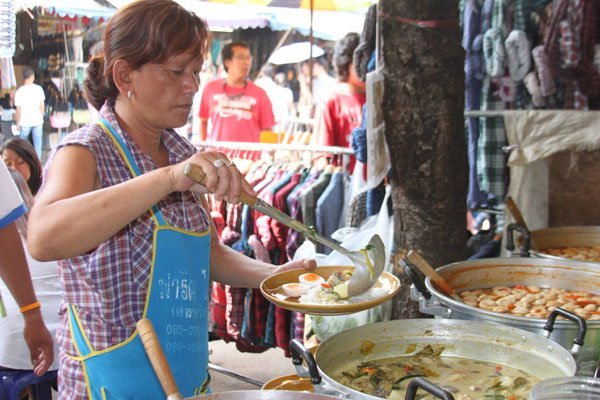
left=295, top=185, right=394, bottom=341
left=338, top=160, right=368, bottom=229
left=366, top=68, right=390, bottom=189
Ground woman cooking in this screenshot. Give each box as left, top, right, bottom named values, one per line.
left=26, top=0, right=315, bottom=398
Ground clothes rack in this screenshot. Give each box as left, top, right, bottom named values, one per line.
left=199, top=141, right=354, bottom=155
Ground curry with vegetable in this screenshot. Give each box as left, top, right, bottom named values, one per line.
left=333, top=345, right=540, bottom=400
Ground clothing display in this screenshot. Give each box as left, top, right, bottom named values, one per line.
left=205, top=142, right=364, bottom=355
left=0, top=58, right=16, bottom=95
left=461, top=0, right=599, bottom=224
left=199, top=78, right=275, bottom=142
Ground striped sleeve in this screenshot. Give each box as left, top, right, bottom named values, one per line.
left=0, top=163, right=25, bottom=229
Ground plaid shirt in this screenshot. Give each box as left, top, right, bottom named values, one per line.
left=477, top=77, right=507, bottom=202
left=50, top=101, right=210, bottom=399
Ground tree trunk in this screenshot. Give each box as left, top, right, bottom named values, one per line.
left=379, top=0, right=467, bottom=319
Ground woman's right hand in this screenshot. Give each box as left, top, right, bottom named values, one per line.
left=169, top=150, right=256, bottom=204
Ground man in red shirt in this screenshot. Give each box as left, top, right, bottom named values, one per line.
left=313, top=32, right=366, bottom=150
left=199, top=42, right=275, bottom=142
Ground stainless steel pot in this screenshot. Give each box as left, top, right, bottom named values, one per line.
left=187, top=391, right=341, bottom=399
left=407, top=257, right=599, bottom=356
left=506, top=224, right=600, bottom=263
left=291, top=319, right=577, bottom=400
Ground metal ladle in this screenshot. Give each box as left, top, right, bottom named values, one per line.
left=184, top=163, right=385, bottom=296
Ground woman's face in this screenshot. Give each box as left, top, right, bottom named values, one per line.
left=3, top=148, right=31, bottom=182
left=129, top=51, right=203, bottom=130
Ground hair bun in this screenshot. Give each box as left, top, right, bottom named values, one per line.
left=84, top=55, right=109, bottom=110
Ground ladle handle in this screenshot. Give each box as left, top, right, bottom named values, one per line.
left=404, top=377, right=455, bottom=400
left=505, top=196, right=538, bottom=250
left=184, top=163, right=257, bottom=206
left=185, top=163, right=353, bottom=258
left=406, top=251, right=454, bottom=297
left=137, top=318, right=183, bottom=400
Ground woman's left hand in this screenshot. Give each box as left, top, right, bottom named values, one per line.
left=272, top=259, right=317, bottom=275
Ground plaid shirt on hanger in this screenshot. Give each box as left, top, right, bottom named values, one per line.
left=477, top=76, right=507, bottom=202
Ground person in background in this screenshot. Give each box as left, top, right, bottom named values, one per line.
left=0, top=169, right=60, bottom=372
left=26, top=2, right=313, bottom=399
left=0, top=162, right=54, bottom=377
left=255, top=63, right=295, bottom=133
left=15, top=67, right=46, bottom=159
left=2, top=137, right=43, bottom=195
left=199, top=41, right=275, bottom=142
left=299, top=56, right=337, bottom=114
left=312, top=32, right=365, bottom=154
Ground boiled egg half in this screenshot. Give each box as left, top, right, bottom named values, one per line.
left=298, top=273, right=325, bottom=288
left=282, top=283, right=308, bottom=298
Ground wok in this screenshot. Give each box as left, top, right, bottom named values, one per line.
left=291, top=319, right=577, bottom=400
left=407, top=257, right=598, bottom=355
left=506, top=224, right=600, bottom=263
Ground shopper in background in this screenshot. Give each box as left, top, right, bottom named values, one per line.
left=312, top=32, right=365, bottom=152
left=199, top=41, right=275, bottom=142
left=299, top=56, right=337, bottom=115
left=0, top=162, right=54, bottom=376
left=26, top=1, right=313, bottom=398
left=255, top=63, right=295, bottom=133
left=0, top=169, right=60, bottom=372
left=15, top=67, right=46, bottom=159
left=2, top=136, right=43, bottom=195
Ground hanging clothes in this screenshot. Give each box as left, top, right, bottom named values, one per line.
left=204, top=145, right=351, bottom=355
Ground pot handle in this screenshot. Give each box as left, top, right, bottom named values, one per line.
left=401, top=257, right=431, bottom=299
left=543, top=307, right=587, bottom=355
left=289, top=339, right=322, bottom=386
left=404, top=377, right=455, bottom=400
left=505, top=223, right=531, bottom=257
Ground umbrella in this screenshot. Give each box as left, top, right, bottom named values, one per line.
left=268, top=41, right=325, bottom=65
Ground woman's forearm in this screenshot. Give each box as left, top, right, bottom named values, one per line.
left=209, top=241, right=275, bottom=288
left=0, top=223, right=37, bottom=307
left=28, top=166, right=174, bottom=260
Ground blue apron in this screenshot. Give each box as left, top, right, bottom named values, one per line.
left=67, top=119, right=211, bottom=399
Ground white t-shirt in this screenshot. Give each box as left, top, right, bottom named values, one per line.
left=14, top=83, right=45, bottom=127
left=255, top=77, right=294, bottom=132
left=0, top=162, right=25, bottom=228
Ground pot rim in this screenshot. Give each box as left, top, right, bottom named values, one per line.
left=424, top=258, right=600, bottom=327
left=313, top=319, right=576, bottom=399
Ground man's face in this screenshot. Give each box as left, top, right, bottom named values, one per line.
left=225, top=46, right=252, bottom=81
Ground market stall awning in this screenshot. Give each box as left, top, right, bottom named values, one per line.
left=16, top=0, right=116, bottom=19
left=259, top=6, right=365, bottom=40
left=175, top=0, right=271, bottom=30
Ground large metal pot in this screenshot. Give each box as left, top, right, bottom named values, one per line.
left=291, top=319, right=577, bottom=400
left=506, top=224, right=600, bottom=263
left=188, top=391, right=341, bottom=399
left=407, top=257, right=599, bottom=357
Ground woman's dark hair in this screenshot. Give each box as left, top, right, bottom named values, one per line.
left=85, top=0, right=211, bottom=110
left=2, top=137, right=43, bottom=195
left=333, top=32, right=360, bottom=82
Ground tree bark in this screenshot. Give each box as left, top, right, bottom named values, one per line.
left=379, top=0, right=467, bottom=319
